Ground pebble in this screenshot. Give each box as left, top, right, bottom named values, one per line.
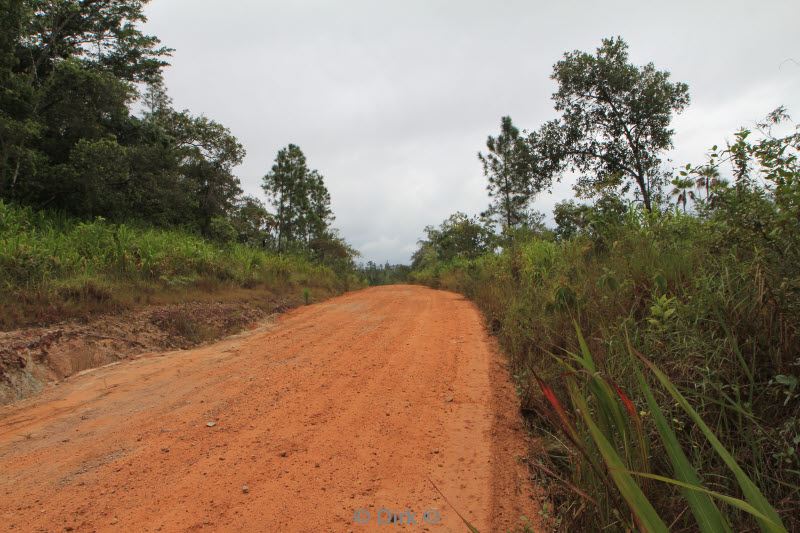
left=241, top=484, right=249, bottom=494
left=206, top=421, right=216, bottom=427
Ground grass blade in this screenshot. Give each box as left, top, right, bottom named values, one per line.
left=632, top=360, right=731, bottom=533
left=626, top=471, right=784, bottom=532
left=428, top=478, right=480, bottom=533
left=636, top=352, right=786, bottom=532
left=566, top=377, right=669, bottom=533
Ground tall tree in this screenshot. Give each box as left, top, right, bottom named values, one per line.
left=544, top=37, right=690, bottom=210
left=479, top=116, right=547, bottom=234
left=262, top=144, right=333, bottom=251
left=304, top=169, right=334, bottom=244
left=161, top=110, right=245, bottom=233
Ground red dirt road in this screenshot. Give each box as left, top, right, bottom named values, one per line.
left=0, top=286, right=538, bottom=532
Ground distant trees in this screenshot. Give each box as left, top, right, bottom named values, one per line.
left=670, top=175, right=695, bottom=212
left=262, top=144, right=334, bottom=251
left=360, top=262, right=411, bottom=286
left=411, top=212, right=495, bottom=270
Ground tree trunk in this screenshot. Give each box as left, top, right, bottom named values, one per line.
left=636, top=174, right=652, bottom=211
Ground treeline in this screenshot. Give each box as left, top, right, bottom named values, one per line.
left=0, top=0, right=357, bottom=270
left=411, top=38, right=798, bottom=531
left=358, top=261, right=411, bottom=286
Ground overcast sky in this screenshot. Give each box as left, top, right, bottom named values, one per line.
left=142, top=0, right=799, bottom=264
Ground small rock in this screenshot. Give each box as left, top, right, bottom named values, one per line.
left=445, top=394, right=454, bottom=403
left=241, top=484, right=249, bottom=494
left=432, top=449, right=440, bottom=454
left=206, top=421, right=216, bottom=427
left=279, top=451, right=288, bottom=457
left=161, top=447, right=170, bottom=453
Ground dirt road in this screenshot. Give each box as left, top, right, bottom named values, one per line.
left=0, top=286, right=538, bottom=532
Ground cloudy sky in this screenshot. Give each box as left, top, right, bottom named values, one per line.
left=143, top=0, right=799, bottom=264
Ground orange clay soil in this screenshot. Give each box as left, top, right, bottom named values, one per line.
left=0, top=285, right=540, bottom=532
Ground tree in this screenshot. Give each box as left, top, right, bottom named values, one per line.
left=304, top=169, right=334, bottom=244
left=694, top=165, right=722, bottom=200
left=1, top=0, right=171, bottom=197
left=161, top=110, right=245, bottom=233
left=411, top=212, right=495, bottom=269
left=553, top=200, right=591, bottom=240
left=543, top=37, right=690, bottom=211
left=262, top=144, right=333, bottom=251
left=20, top=0, right=170, bottom=85
left=670, top=175, right=695, bottom=212
left=230, top=195, right=274, bottom=247
left=479, top=117, right=549, bottom=233
left=553, top=194, right=626, bottom=241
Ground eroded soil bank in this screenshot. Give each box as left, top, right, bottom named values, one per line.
left=0, top=295, right=295, bottom=405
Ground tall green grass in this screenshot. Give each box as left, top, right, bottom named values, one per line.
left=0, top=201, right=357, bottom=327
left=411, top=209, right=799, bottom=531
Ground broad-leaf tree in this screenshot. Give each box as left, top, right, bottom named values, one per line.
left=544, top=37, right=690, bottom=211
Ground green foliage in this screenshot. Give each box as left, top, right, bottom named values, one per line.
left=0, top=1, right=361, bottom=298
left=412, top=212, right=496, bottom=272
left=411, top=199, right=798, bottom=529
left=527, top=37, right=690, bottom=211
left=0, top=0, right=258, bottom=240
left=410, top=36, right=797, bottom=533
left=262, top=144, right=334, bottom=251
left=0, top=201, right=350, bottom=305
left=479, top=117, right=550, bottom=233
left=411, top=109, right=800, bottom=527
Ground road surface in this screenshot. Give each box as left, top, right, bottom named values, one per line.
left=0, top=285, right=538, bottom=532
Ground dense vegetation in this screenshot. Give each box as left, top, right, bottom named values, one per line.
left=0, top=0, right=361, bottom=325
left=0, top=201, right=360, bottom=327
left=411, top=39, right=798, bottom=532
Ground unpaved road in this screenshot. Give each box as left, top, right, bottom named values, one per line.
left=0, top=286, right=538, bottom=532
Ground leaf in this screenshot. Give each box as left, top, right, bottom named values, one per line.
left=625, top=471, right=783, bottom=531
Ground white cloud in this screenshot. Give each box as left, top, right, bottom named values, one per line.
left=143, top=0, right=800, bottom=263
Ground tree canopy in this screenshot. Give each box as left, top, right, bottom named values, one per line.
left=533, top=37, right=690, bottom=210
